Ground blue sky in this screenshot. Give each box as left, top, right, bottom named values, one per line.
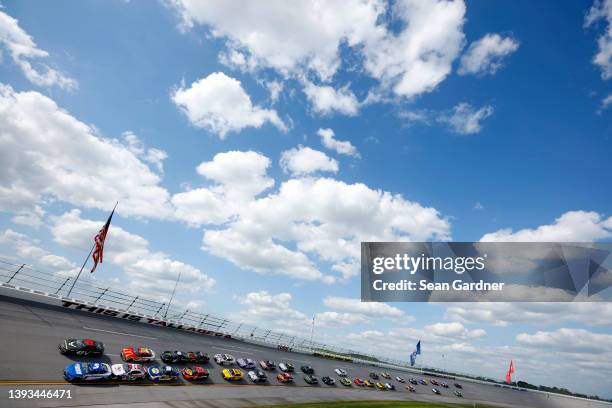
left=1, top=0, right=612, bottom=398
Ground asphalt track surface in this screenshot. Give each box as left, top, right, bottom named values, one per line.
left=0, top=296, right=609, bottom=408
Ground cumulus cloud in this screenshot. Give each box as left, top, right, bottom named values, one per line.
left=280, top=146, right=338, bottom=176
left=303, top=82, right=359, bottom=116
left=322, top=296, right=406, bottom=319
left=50, top=209, right=216, bottom=298
left=231, top=291, right=310, bottom=329
left=438, top=102, right=494, bottom=134
left=458, top=33, right=519, bottom=75
left=480, top=210, right=612, bottom=242
left=317, top=128, right=360, bottom=158
left=0, top=85, right=172, bottom=220
left=585, top=0, right=612, bottom=79
left=169, top=0, right=466, bottom=99
left=171, top=72, right=287, bottom=138
left=0, top=10, right=77, bottom=91
left=516, top=328, right=612, bottom=354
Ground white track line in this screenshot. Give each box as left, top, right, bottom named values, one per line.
left=82, top=326, right=157, bottom=340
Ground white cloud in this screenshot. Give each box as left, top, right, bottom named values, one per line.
left=122, top=131, right=168, bottom=174
left=438, top=102, right=493, bottom=134
left=0, top=10, right=77, bottom=91
left=317, top=128, right=360, bottom=158
left=516, top=328, right=612, bottom=354
left=585, top=0, right=612, bottom=79
left=322, top=296, right=407, bottom=319
left=458, top=33, right=519, bottom=76
left=11, top=205, right=45, bottom=227
left=280, top=146, right=338, bottom=176
left=50, top=209, right=216, bottom=298
left=480, top=210, right=612, bottom=242
left=315, top=311, right=367, bottom=327
left=231, top=291, right=310, bottom=329
left=0, top=84, right=172, bottom=219
left=170, top=0, right=466, bottom=99
left=303, top=82, right=359, bottom=116
left=601, top=93, right=612, bottom=111
left=171, top=72, right=287, bottom=138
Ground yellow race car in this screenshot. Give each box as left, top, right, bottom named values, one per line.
left=364, top=379, right=374, bottom=387
left=375, top=382, right=387, bottom=390
left=222, top=368, right=244, bottom=381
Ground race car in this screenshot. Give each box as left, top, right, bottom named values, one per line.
left=276, top=372, right=293, bottom=383
left=64, top=362, right=112, bottom=382
left=406, top=384, right=416, bottom=392
left=375, top=382, right=386, bottom=390
left=432, top=388, right=441, bottom=395
left=441, top=382, right=449, bottom=388
left=161, top=350, right=188, bottom=363
left=111, top=363, right=145, bottom=381
left=385, top=382, right=395, bottom=390
left=300, top=365, right=314, bottom=374
left=381, top=372, right=391, bottom=379
left=430, top=379, right=440, bottom=386
left=121, top=346, right=155, bottom=362
left=419, top=379, right=428, bottom=385
left=369, top=372, right=379, bottom=380
left=248, top=369, right=268, bottom=383
left=409, top=378, right=418, bottom=385
left=455, top=390, right=463, bottom=398
left=454, top=382, right=463, bottom=389
left=353, top=378, right=365, bottom=386
left=147, top=365, right=179, bottom=381
left=214, top=354, right=235, bottom=365
left=222, top=368, right=244, bottom=381
left=334, top=368, right=347, bottom=376
left=395, top=376, right=405, bottom=383
left=279, top=362, right=294, bottom=372
left=304, top=374, right=318, bottom=384
left=260, top=360, right=276, bottom=370
left=321, top=376, right=335, bottom=385
left=186, top=351, right=209, bottom=363
left=181, top=366, right=209, bottom=381
left=59, top=339, right=104, bottom=356
left=364, top=379, right=374, bottom=387
left=237, top=358, right=256, bottom=369
left=340, top=377, right=352, bottom=386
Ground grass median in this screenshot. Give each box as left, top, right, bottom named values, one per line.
left=255, top=401, right=496, bottom=408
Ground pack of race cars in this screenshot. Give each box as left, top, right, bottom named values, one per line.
left=58, top=338, right=463, bottom=397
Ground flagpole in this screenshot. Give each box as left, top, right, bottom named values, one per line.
left=164, top=269, right=182, bottom=319
left=66, top=243, right=95, bottom=298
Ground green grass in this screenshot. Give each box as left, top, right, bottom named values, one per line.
left=255, top=401, right=495, bottom=408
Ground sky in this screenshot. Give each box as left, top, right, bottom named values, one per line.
left=0, top=0, right=612, bottom=398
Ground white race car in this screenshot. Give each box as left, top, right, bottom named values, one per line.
left=395, top=376, right=405, bottom=383
left=334, top=368, right=347, bottom=376
left=214, top=353, right=235, bottom=365
left=111, top=363, right=145, bottom=381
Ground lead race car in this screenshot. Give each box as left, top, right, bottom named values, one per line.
left=121, top=346, right=155, bottom=362
left=63, top=362, right=112, bottom=382
left=58, top=339, right=104, bottom=356
left=111, top=363, right=145, bottom=381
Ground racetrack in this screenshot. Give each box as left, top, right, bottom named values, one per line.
left=0, top=295, right=609, bottom=408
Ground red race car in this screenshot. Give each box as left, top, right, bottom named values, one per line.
left=181, top=366, right=209, bottom=381
left=354, top=378, right=365, bottom=386
left=121, top=346, right=155, bottom=362
left=276, top=373, right=293, bottom=383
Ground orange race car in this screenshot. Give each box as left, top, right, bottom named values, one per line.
left=276, top=372, right=293, bottom=383
left=121, top=346, right=156, bottom=362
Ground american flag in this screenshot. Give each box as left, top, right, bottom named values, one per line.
left=505, top=360, right=515, bottom=384
left=91, top=205, right=116, bottom=273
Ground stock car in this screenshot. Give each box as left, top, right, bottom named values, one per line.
left=121, top=346, right=155, bottom=362
left=375, top=382, right=386, bottom=390
left=353, top=378, right=365, bottom=386
left=321, top=376, right=335, bottom=385
left=260, top=360, right=276, bottom=370
left=395, top=376, right=405, bottom=383
left=409, top=378, right=418, bottom=385
left=222, top=368, right=244, bottom=381
left=279, top=362, right=294, bottom=372
left=248, top=369, right=268, bottom=383
left=237, top=358, right=256, bottom=369
left=276, top=372, right=293, bottom=383
left=369, top=372, right=379, bottom=380
left=304, top=374, right=318, bottom=384
left=419, top=379, right=428, bottom=385
left=63, top=362, right=112, bottom=382
left=432, top=388, right=441, bottom=395
left=335, top=368, right=347, bottom=376
left=441, top=382, right=449, bottom=388
left=455, top=390, right=464, bottom=398
left=430, top=379, right=440, bottom=386
left=214, top=354, right=235, bottom=365
left=340, top=377, right=352, bottom=386
left=454, top=382, right=463, bottom=389
left=147, top=365, right=179, bottom=381
left=111, top=363, right=145, bottom=381
left=58, top=339, right=104, bottom=356
left=162, top=351, right=209, bottom=364
left=300, top=365, right=314, bottom=374
left=181, top=366, right=209, bottom=381
left=406, top=384, right=416, bottom=392
left=381, top=372, right=391, bottom=379
left=385, top=382, right=395, bottom=390
left=187, top=351, right=209, bottom=363
left=364, top=379, right=374, bottom=387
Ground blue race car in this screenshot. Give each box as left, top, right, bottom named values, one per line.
left=146, top=365, right=179, bottom=381
left=63, top=362, right=112, bottom=382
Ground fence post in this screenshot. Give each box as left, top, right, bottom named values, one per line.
left=127, top=296, right=139, bottom=312
left=54, top=277, right=72, bottom=295
left=155, top=303, right=166, bottom=317
left=217, top=319, right=228, bottom=330
left=234, top=322, right=243, bottom=334
left=95, top=287, right=109, bottom=303
left=263, top=329, right=271, bottom=340
left=179, top=309, right=189, bottom=320
left=6, top=264, right=26, bottom=284
left=198, top=314, right=209, bottom=329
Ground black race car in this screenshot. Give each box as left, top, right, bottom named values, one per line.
left=300, top=365, right=314, bottom=374
left=454, top=382, right=463, bottom=389
left=161, top=350, right=209, bottom=364
left=304, top=374, right=318, bottom=384
left=369, top=372, right=379, bottom=380
left=322, top=376, right=336, bottom=385
left=59, top=339, right=104, bottom=356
